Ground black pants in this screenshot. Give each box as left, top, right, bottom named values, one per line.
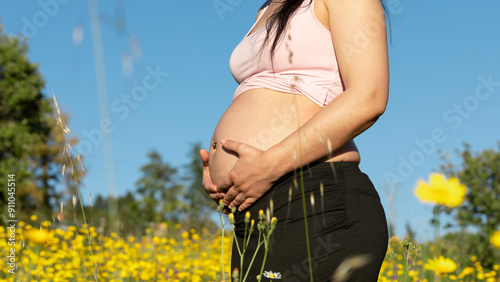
left=231, top=161, right=388, bottom=281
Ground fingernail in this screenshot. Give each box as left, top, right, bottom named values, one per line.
left=221, top=139, right=227, bottom=144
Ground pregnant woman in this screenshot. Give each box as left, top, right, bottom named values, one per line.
left=200, top=0, right=390, bottom=280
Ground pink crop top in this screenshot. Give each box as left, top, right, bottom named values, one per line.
left=229, top=0, right=344, bottom=107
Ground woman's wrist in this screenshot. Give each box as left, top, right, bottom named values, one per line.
left=264, top=141, right=294, bottom=181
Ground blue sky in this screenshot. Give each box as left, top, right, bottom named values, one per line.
left=1, top=0, right=499, bottom=240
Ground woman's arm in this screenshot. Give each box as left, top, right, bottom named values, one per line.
left=221, top=0, right=389, bottom=211
left=273, top=0, right=390, bottom=171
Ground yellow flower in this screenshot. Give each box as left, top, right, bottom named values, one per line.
left=30, top=215, right=38, bottom=221
left=458, top=266, right=475, bottom=278
left=271, top=217, right=278, bottom=226
left=119, top=269, right=129, bottom=278
left=152, top=236, right=160, bottom=244
left=490, top=230, right=500, bottom=248
left=424, top=256, right=457, bottom=275
left=414, top=173, right=466, bottom=207
left=23, top=229, right=57, bottom=245
left=138, top=271, right=148, bottom=280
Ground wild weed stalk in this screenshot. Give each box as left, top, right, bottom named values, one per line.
left=218, top=201, right=277, bottom=282
left=53, top=94, right=98, bottom=281
left=388, top=239, right=424, bottom=282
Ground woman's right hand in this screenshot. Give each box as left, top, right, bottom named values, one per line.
left=199, top=148, right=225, bottom=204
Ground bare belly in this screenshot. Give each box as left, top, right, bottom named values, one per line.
left=208, top=88, right=360, bottom=185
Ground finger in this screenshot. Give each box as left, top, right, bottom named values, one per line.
left=220, top=139, right=250, bottom=156
left=200, top=149, right=220, bottom=194
left=237, top=198, right=255, bottom=212
left=208, top=192, right=219, bottom=203
left=222, top=187, right=239, bottom=206
left=208, top=192, right=224, bottom=203
left=199, top=149, right=209, bottom=167
left=202, top=172, right=218, bottom=193
left=228, top=193, right=246, bottom=210
left=217, top=171, right=233, bottom=194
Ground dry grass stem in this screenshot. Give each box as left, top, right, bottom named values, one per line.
left=331, top=254, right=371, bottom=282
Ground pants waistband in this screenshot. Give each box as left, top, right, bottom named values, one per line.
left=273, top=161, right=360, bottom=187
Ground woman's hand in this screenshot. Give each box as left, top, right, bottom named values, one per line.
left=218, top=139, right=288, bottom=212
left=199, top=148, right=226, bottom=204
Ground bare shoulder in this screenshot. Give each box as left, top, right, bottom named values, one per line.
left=255, top=0, right=271, bottom=20
left=321, top=0, right=386, bottom=23
left=255, top=9, right=265, bottom=21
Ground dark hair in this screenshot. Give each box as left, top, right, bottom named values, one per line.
left=260, top=0, right=392, bottom=64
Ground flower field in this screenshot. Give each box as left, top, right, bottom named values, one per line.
left=1, top=216, right=499, bottom=281
left=378, top=236, right=500, bottom=281
left=1, top=154, right=499, bottom=281
left=0, top=220, right=232, bottom=281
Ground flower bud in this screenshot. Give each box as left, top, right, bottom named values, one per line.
left=259, top=210, right=265, bottom=220
left=232, top=268, right=239, bottom=281
left=389, top=250, right=397, bottom=260
left=229, top=213, right=235, bottom=224
left=401, top=239, right=409, bottom=247
left=409, top=242, right=416, bottom=250
left=417, top=244, right=424, bottom=253
left=231, top=206, right=237, bottom=214
left=271, top=217, right=277, bottom=227
left=217, top=199, right=224, bottom=213
left=245, top=211, right=251, bottom=223
left=250, top=219, right=255, bottom=229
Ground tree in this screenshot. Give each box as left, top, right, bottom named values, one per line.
left=116, top=191, right=146, bottom=236
left=135, top=150, right=187, bottom=223
left=0, top=26, right=81, bottom=222
left=440, top=142, right=500, bottom=268
left=81, top=144, right=218, bottom=236
left=85, top=192, right=145, bottom=237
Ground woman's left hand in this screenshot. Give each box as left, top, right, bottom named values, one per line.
left=218, top=138, right=287, bottom=212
